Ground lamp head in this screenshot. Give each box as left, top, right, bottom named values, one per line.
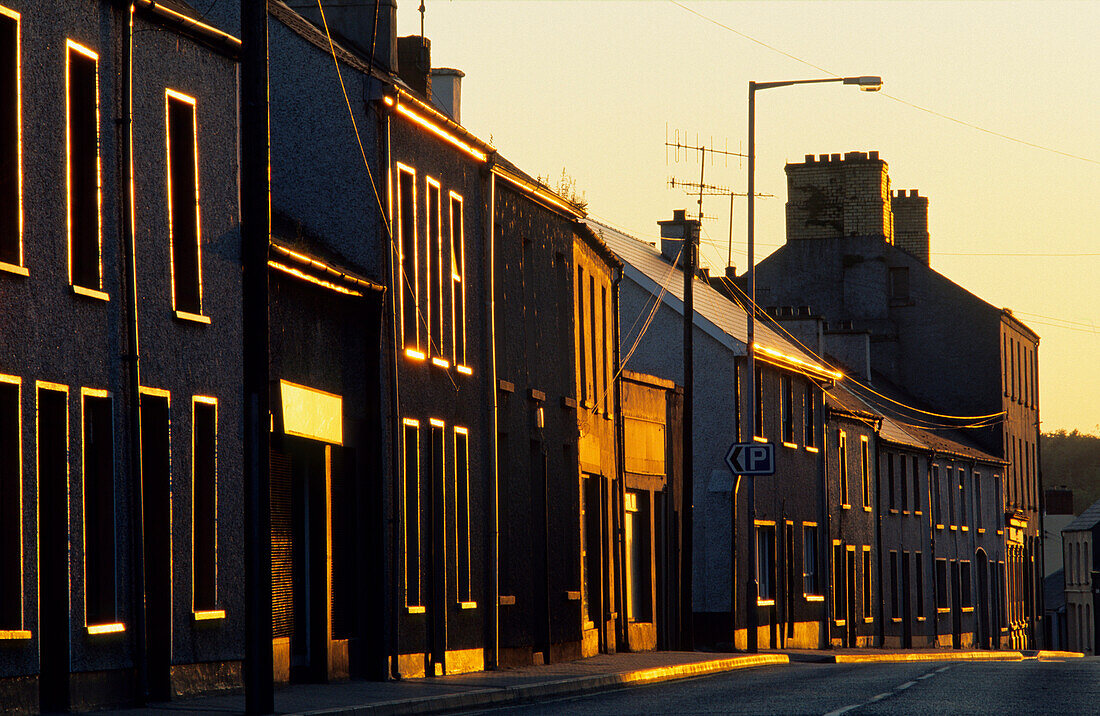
left=844, top=75, right=883, bottom=92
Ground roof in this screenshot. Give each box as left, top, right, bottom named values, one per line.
left=588, top=219, right=839, bottom=380
left=1044, top=569, right=1066, bottom=612
left=1064, top=497, right=1100, bottom=532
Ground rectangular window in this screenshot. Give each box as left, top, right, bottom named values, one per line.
left=935, top=558, right=948, bottom=610
left=912, top=456, right=921, bottom=513
left=888, top=266, right=910, bottom=302
left=915, top=552, right=925, bottom=618
left=948, top=462, right=956, bottom=526
left=0, top=376, right=21, bottom=629
left=974, top=473, right=982, bottom=530
left=890, top=551, right=899, bottom=619
left=449, top=192, right=466, bottom=369
left=590, top=275, right=598, bottom=410
left=402, top=419, right=422, bottom=608
left=82, top=390, right=116, bottom=626
left=426, top=178, right=443, bottom=361
left=396, top=164, right=419, bottom=356
left=625, top=490, right=652, bottom=621
left=0, top=8, right=21, bottom=271
left=192, top=398, right=217, bottom=612
left=932, top=465, right=941, bottom=525
left=803, top=525, right=820, bottom=596
left=863, top=547, right=873, bottom=620
left=166, top=90, right=202, bottom=316
left=888, top=453, right=896, bottom=510
left=602, top=285, right=610, bottom=415
left=804, top=385, right=816, bottom=449
left=900, top=455, right=909, bottom=512
left=781, top=374, right=794, bottom=445
left=958, top=468, right=966, bottom=527
left=838, top=430, right=848, bottom=506
left=861, top=436, right=871, bottom=508
left=454, top=427, right=472, bottom=604
left=832, top=542, right=846, bottom=620
left=577, top=266, right=587, bottom=405
left=756, top=524, right=775, bottom=604
left=67, top=41, right=102, bottom=293
left=754, top=367, right=764, bottom=439
left=1009, top=338, right=1016, bottom=399
left=961, top=560, right=973, bottom=609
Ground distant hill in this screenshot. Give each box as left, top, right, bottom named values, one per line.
left=1042, top=430, right=1100, bottom=515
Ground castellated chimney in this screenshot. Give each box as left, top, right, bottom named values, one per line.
left=784, top=151, right=894, bottom=244
left=891, top=189, right=930, bottom=265
left=397, top=35, right=432, bottom=100
left=285, top=0, right=397, bottom=74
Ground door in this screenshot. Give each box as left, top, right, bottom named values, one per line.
left=846, top=549, right=857, bottom=647
left=581, top=474, right=602, bottom=648
left=38, top=388, right=70, bottom=712
left=784, top=522, right=795, bottom=644
left=951, top=561, right=962, bottom=648
left=140, top=394, right=172, bottom=698
left=976, top=550, right=990, bottom=649
left=902, top=552, right=912, bottom=649
left=532, top=442, right=550, bottom=662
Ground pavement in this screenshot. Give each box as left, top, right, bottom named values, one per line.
left=108, top=648, right=1083, bottom=716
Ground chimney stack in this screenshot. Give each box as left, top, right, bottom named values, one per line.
left=397, top=35, right=432, bottom=99
left=657, top=209, right=700, bottom=269
left=430, top=68, right=464, bottom=123
left=285, top=0, right=397, bottom=74
left=891, top=189, right=930, bottom=265
left=784, top=151, right=894, bottom=244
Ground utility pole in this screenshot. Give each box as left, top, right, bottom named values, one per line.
left=659, top=209, right=700, bottom=650
left=241, top=0, right=274, bottom=712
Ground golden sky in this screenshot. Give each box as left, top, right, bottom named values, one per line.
left=400, top=1, right=1099, bottom=433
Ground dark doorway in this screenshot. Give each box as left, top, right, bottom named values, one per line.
left=902, top=552, right=912, bottom=649
left=38, top=388, right=70, bottom=712
left=140, top=393, right=172, bottom=698
left=846, top=549, right=856, bottom=648
left=784, top=522, right=795, bottom=644
left=582, top=474, right=603, bottom=649
left=951, top=561, right=962, bottom=649
left=976, top=550, right=990, bottom=649
left=531, top=442, right=550, bottom=663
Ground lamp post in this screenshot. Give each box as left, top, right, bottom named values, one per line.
left=744, top=75, right=881, bottom=653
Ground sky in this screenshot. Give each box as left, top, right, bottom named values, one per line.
left=398, top=1, right=1100, bottom=434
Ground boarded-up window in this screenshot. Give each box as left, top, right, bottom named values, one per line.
left=0, top=378, right=20, bottom=628
left=0, top=9, right=19, bottom=267
left=82, top=392, right=115, bottom=625
left=193, top=398, right=217, bottom=611
left=67, top=42, right=101, bottom=291
left=167, top=92, right=202, bottom=315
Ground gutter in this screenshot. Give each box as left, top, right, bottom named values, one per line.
left=484, top=158, right=501, bottom=668
left=133, top=0, right=241, bottom=58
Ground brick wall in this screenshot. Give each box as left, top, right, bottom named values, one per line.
left=785, top=151, right=893, bottom=242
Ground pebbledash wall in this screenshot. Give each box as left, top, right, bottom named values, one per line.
left=0, top=1, right=243, bottom=711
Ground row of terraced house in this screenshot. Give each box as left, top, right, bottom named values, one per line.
left=0, top=1, right=1043, bottom=711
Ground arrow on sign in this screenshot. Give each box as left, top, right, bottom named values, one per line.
left=725, top=442, right=776, bottom=476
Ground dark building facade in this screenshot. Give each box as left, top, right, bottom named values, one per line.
left=745, top=150, right=1042, bottom=648
left=0, top=1, right=244, bottom=711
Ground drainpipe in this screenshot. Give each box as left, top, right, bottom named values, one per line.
left=874, top=439, right=884, bottom=646
left=820, top=393, right=831, bottom=641
left=484, top=159, right=500, bottom=669
left=610, top=266, right=627, bottom=651
left=119, top=1, right=147, bottom=702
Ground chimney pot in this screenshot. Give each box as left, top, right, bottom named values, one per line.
left=429, top=68, right=464, bottom=122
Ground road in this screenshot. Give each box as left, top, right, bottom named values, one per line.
left=458, top=658, right=1100, bottom=715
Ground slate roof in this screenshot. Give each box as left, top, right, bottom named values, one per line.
left=588, top=218, right=833, bottom=374
left=1064, top=497, right=1100, bottom=533
left=1044, top=569, right=1066, bottom=612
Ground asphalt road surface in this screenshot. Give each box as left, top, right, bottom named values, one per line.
left=459, top=658, right=1100, bottom=715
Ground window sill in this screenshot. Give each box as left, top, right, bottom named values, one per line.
left=978, top=528, right=986, bottom=534
left=937, top=608, right=950, bottom=614
left=406, top=606, right=426, bottom=614
left=863, top=617, right=874, bottom=623
left=805, top=446, right=819, bottom=453
left=889, top=508, right=899, bottom=515
left=193, top=609, right=226, bottom=621
left=456, top=365, right=472, bottom=376
left=805, top=594, right=824, bottom=602
left=782, top=441, right=798, bottom=449
left=404, top=348, right=427, bottom=361
left=834, top=619, right=846, bottom=627
left=431, top=357, right=450, bottom=369
left=753, top=436, right=769, bottom=444
left=914, top=511, right=923, bottom=517
left=950, top=525, right=958, bottom=531
left=864, top=506, right=872, bottom=512
left=86, top=623, right=126, bottom=635
left=961, top=526, right=969, bottom=532
left=174, top=309, right=211, bottom=325
left=841, top=504, right=851, bottom=510
left=892, top=617, right=903, bottom=623
left=936, top=524, right=945, bottom=530
left=459, top=601, right=477, bottom=610
left=72, top=284, right=110, bottom=301
left=756, top=599, right=775, bottom=607
left=0, top=261, right=28, bottom=277
left=917, top=616, right=927, bottom=622
left=0, top=629, right=31, bottom=640
left=962, top=607, right=975, bottom=613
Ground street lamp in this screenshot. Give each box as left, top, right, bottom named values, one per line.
left=743, top=75, right=881, bottom=654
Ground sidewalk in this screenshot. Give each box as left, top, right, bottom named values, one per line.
left=111, top=651, right=787, bottom=716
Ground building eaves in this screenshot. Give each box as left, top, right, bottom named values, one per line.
left=134, top=0, right=241, bottom=58
left=575, top=221, right=621, bottom=269
left=270, top=212, right=385, bottom=294
left=1064, top=497, right=1100, bottom=533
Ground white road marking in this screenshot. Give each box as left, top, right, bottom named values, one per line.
left=897, top=681, right=917, bottom=690
left=823, top=705, right=861, bottom=716
left=917, top=673, right=935, bottom=680
left=936, top=665, right=951, bottom=673
left=869, top=692, right=892, bottom=702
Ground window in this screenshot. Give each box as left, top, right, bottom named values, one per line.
left=577, top=266, right=587, bottom=404
left=832, top=542, right=846, bottom=620
left=426, top=178, right=443, bottom=362
left=602, top=285, right=610, bottom=415
left=166, top=90, right=203, bottom=317
left=935, top=558, right=948, bottom=610
left=974, top=473, right=982, bottom=530
left=756, top=523, right=775, bottom=604
left=780, top=375, right=794, bottom=444
left=589, top=275, right=598, bottom=410
left=947, top=463, right=956, bottom=526
left=192, top=398, right=217, bottom=612
left=803, top=525, right=820, bottom=597
left=863, top=547, right=873, bottom=620
left=82, top=390, right=116, bottom=626
left=1009, top=338, right=1015, bottom=399
left=861, top=436, right=871, bottom=509
left=402, top=419, right=422, bottom=609
left=915, top=552, right=925, bottom=618
left=932, top=465, right=942, bottom=525
left=804, top=385, right=816, bottom=449
left=754, top=367, right=764, bottom=439
left=454, top=427, right=472, bottom=604
left=624, top=490, right=652, bottom=621
left=449, top=192, right=467, bottom=370
left=961, top=561, right=973, bottom=609
left=67, top=41, right=103, bottom=294
left=912, top=456, right=921, bottom=513
left=890, top=551, right=899, bottom=619
left=838, top=431, right=849, bottom=506
left=396, top=164, right=420, bottom=356
left=888, top=266, right=910, bottom=302
left=0, top=8, right=21, bottom=272
left=900, top=455, right=909, bottom=512
left=958, top=468, right=966, bottom=527
left=888, top=453, right=896, bottom=511
left=0, top=376, right=21, bottom=629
